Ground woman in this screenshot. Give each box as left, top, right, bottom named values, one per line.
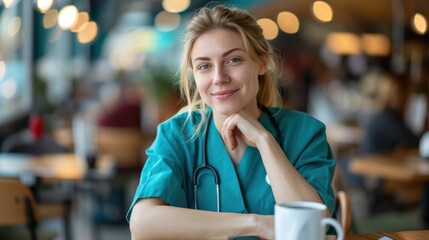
left=359, top=72, right=420, bottom=154
left=128, top=5, right=336, bottom=239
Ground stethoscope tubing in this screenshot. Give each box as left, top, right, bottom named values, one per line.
left=193, top=111, right=221, bottom=211
left=193, top=106, right=282, bottom=212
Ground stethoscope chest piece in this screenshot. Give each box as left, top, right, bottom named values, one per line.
left=265, top=174, right=271, bottom=185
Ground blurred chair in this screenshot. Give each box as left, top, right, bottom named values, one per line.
left=96, top=126, right=147, bottom=171
left=366, top=148, right=422, bottom=214
left=1, top=131, right=73, bottom=240
left=0, top=178, right=65, bottom=240
left=89, top=126, right=148, bottom=233
left=335, top=190, right=352, bottom=235
left=1, top=131, right=68, bottom=155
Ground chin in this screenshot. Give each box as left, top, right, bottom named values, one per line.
left=211, top=105, right=241, bottom=116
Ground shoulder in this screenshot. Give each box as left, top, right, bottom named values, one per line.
left=269, top=107, right=325, bottom=128
left=157, top=110, right=204, bottom=139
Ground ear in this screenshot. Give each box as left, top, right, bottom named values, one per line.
left=258, top=55, right=269, bottom=75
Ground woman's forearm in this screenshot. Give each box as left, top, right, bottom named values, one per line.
left=256, top=133, right=323, bottom=205
left=130, top=199, right=273, bottom=240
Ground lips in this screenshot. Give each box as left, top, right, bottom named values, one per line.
left=211, top=89, right=239, bottom=99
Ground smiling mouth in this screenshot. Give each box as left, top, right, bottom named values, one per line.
left=211, top=89, right=239, bottom=99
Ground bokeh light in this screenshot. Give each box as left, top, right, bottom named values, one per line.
left=58, top=5, right=79, bottom=30
left=361, top=33, right=390, bottom=56
left=162, top=0, right=190, bottom=13
left=2, top=77, right=17, bottom=99
left=77, top=21, right=98, bottom=44
left=71, top=12, right=90, bottom=33
left=1, top=0, right=17, bottom=8
left=155, top=11, right=181, bottom=32
left=43, top=9, right=58, bottom=29
left=277, top=12, right=300, bottom=34
left=7, top=16, right=21, bottom=36
left=312, top=1, right=333, bottom=22
left=326, top=32, right=360, bottom=55
left=257, top=18, right=278, bottom=40
left=0, top=61, right=5, bottom=80
left=412, top=13, right=428, bottom=35
left=37, top=0, right=54, bottom=13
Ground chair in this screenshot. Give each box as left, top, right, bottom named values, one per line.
left=96, top=126, right=147, bottom=171
left=93, top=127, right=148, bottom=222
left=335, top=190, right=352, bottom=235
left=370, top=148, right=422, bottom=214
left=1, top=131, right=68, bottom=155
left=0, top=178, right=64, bottom=240
left=1, top=131, right=73, bottom=240
left=74, top=126, right=148, bottom=239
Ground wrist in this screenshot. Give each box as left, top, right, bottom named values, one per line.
left=222, top=213, right=260, bottom=238
left=255, top=131, right=275, bottom=148
left=246, top=214, right=260, bottom=236
left=247, top=214, right=272, bottom=238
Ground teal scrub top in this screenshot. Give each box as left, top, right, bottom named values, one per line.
left=126, top=107, right=336, bottom=232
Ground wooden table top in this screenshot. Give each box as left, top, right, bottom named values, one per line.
left=349, top=150, right=429, bottom=182
left=0, top=153, right=115, bottom=181
left=346, top=229, right=429, bottom=240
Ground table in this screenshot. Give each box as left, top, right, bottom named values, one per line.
left=0, top=153, right=116, bottom=240
left=0, top=153, right=115, bottom=182
left=346, top=230, right=429, bottom=240
left=349, top=150, right=429, bottom=182
left=349, top=149, right=429, bottom=225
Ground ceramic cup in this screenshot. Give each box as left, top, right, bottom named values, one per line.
left=275, top=201, right=343, bottom=240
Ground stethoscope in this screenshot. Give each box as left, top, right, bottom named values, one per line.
left=193, top=106, right=283, bottom=212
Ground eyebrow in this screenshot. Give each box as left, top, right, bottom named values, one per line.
left=192, top=48, right=245, bottom=62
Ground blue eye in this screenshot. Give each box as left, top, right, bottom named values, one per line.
left=197, top=64, right=210, bottom=71
left=228, top=57, right=241, bottom=64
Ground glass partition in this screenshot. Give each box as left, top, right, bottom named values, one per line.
left=0, top=0, right=32, bottom=124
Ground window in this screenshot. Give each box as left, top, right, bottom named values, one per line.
left=0, top=0, right=32, bottom=124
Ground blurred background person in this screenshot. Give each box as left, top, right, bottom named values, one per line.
left=359, top=71, right=420, bottom=154
left=342, top=70, right=421, bottom=186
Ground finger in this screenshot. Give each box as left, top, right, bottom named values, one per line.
left=222, top=116, right=236, bottom=150
left=222, top=115, right=238, bottom=150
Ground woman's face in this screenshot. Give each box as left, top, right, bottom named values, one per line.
left=191, top=29, right=267, bottom=117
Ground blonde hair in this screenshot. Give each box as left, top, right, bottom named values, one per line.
left=179, top=4, right=282, bottom=137
left=378, top=74, right=410, bottom=116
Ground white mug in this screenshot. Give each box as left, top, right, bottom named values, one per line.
left=275, top=201, right=343, bottom=240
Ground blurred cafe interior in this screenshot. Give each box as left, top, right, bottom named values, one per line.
left=0, top=0, right=429, bottom=239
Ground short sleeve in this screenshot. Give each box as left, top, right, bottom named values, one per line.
left=293, top=122, right=336, bottom=214
left=277, top=109, right=336, bottom=214
left=126, top=123, right=188, bottom=222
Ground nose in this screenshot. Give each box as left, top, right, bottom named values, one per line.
left=213, top=65, right=229, bottom=85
